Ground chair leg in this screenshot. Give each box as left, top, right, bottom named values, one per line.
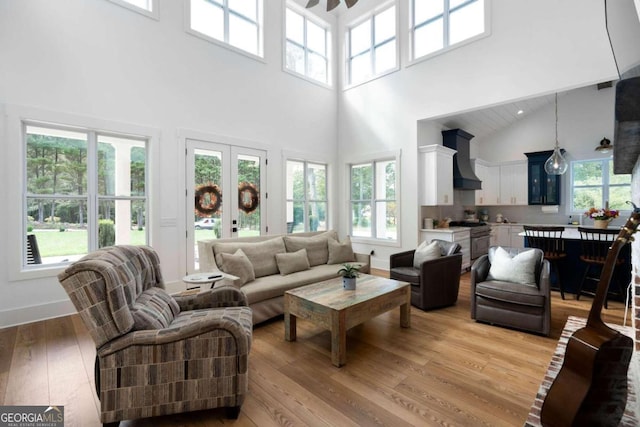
left=226, top=406, right=241, bottom=419
left=576, top=264, right=590, bottom=301
left=553, top=261, right=565, bottom=300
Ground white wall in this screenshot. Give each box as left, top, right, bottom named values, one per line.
left=0, top=0, right=338, bottom=327
left=336, top=0, right=637, bottom=269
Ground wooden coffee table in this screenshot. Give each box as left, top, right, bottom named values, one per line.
left=284, top=274, right=411, bottom=367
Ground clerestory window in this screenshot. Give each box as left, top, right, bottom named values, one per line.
left=285, top=5, right=331, bottom=86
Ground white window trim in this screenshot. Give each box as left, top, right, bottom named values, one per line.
left=283, top=151, right=331, bottom=233
left=5, top=105, right=160, bottom=281
left=407, top=0, right=491, bottom=68
left=569, top=157, right=632, bottom=216
left=343, top=1, right=400, bottom=91
left=107, top=0, right=159, bottom=20
left=282, top=2, right=333, bottom=89
left=184, top=0, right=266, bottom=63
left=346, top=150, right=401, bottom=247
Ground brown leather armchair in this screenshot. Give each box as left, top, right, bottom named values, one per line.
left=470, top=246, right=551, bottom=336
left=390, top=239, right=462, bottom=310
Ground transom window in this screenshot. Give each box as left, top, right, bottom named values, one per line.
left=571, top=158, right=631, bottom=213
left=347, top=4, right=397, bottom=86
left=349, top=158, right=397, bottom=241
left=285, top=6, right=331, bottom=85
left=411, top=0, right=485, bottom=61
left=108, top=0, right=158, bottom=18
left=24, top=122, right=148, bottom=268
left=286, top=160, right=328, bottom=233
left=189, top=0, right=263, bottom=58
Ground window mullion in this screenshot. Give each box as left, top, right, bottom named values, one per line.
left=87, top=131, right=99, bottom=252
left=370, top=17, right=376, bottom=76
left=443, top=0, right=451, bottom=48
left=223, top=0, right=230, bottom=44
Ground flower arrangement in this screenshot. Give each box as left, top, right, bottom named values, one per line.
left=584, top=207, right=619, bottom=221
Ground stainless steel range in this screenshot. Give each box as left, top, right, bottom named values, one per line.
left=450, top=221, right=491, bottom=261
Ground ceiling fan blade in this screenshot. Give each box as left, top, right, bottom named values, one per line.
left=327, top=0, right=340, bottom=11
left=344, top=0, right=358, bottom=7
left=305, top=0, right=319, bottom=8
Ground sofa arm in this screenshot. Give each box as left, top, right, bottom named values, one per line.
left=470, top=254, right=489, bottom=320
left=354, top=252, right=371, bottom=273
left=390, top=250, right=415, bottom=269
left=174, top=285, right=248, bottom=311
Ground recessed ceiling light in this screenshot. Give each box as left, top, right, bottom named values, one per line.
left=517, top=110, right=524, bottom=115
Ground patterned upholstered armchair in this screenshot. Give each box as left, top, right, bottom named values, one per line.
left=58, top=245, right=253, bottom=426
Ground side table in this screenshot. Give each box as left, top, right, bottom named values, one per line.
left=182, top=272, right=226, bottom=290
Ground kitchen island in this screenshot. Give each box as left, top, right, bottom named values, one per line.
left=517, top=226, right=631, bottom=302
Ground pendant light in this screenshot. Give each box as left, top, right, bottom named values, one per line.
left=544, top=93, right=568, bottom=175
left=595, top=137, right=613, bottom=153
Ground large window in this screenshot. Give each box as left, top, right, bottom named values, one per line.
left=285, top=6, right=331, bottom=85
left=350, top=158, right=397, bottom=240
left=571, top=158, right=631, bottom=213
left=286, top=160, right=327, bottom=233
left=189, top=0, right=263, bottom=58
left=24, top=123, right=148, bottom=267
left=411, top=0, right=485, bottom=61
left=346, top=4, right=397, bottom=86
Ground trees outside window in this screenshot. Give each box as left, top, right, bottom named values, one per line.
left=24, top=123, right=148, bottom=267
left=412, top=0, right=485, bottom=60
left=571, top=158, right=631, bottom=212
left=350, top=158, right=397, bottom=240
left=286, top=160, right=327, bottom=233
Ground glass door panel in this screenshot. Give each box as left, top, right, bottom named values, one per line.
left=235, top=151, right=262, bottom=237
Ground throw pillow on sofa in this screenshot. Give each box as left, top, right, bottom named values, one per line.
left=413, top=240, right=441, bottom=268
left=487, top=246, right=537, bottom=286
left=327, top=236, right=356, bottom=264
left=214, top=237, right=285, bottom=278
left=283, top=230, right=338, bottom=266
left=130, top=287, right=180, bottom=330
left=276, top=248, right=311, bottom=275
left=219, top=248, right=256, bottom=286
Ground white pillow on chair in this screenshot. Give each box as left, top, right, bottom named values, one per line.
left=487, top=247, right=537, bottom=285
left=413, top=240, right=441, bottom=268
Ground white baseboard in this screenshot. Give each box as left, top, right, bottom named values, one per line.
left=0, top=299, right=76, bottom=329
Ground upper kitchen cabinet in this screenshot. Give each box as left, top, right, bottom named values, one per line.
left=472, top=159, right=500, bottom=205
left=499, top=161, right=528, bottom=205
left=525, top=150, right=562, bottom=205
left=419, top=144, right=456, bottom=205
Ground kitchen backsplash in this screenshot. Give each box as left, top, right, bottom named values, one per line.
left=420, top=190, right=627, bottom=228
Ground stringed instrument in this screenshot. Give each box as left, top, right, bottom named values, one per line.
left=540, top=203, right=639, bottom=427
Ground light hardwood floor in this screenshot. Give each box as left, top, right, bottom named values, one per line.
left=0, top=271, right=631, bottom=427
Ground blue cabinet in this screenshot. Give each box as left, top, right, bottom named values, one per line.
left=525, top=150, right=562, bottom=205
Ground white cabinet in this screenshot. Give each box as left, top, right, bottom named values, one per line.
left=490, top=224, right=524, bottom=249
left=499, top=161, right=528, bottom=205
left=473, top=159, right=500, bottom=205
left=420, top=228, right=471, bottom=270
left=419, top=145, right=456, bottom=206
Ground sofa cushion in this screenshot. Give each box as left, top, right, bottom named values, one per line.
left=214, top=237, right=286, bottom=278
left=241, top=262, right=367, bottom=305
left=276, top=248, right=310, bottom=275
left=413, top=240, right=441, bottom=268
left=130, top=287, right=180, bottom=330
left=219, top=249, right=256, bottom=286
left=283, top=230, right=337, bottom=266
left=327, top=236, right=356, bottom=264
left=487, top=246, right=537, bottom=286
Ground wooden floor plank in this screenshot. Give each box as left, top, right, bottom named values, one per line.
left=0, top=271, right=630, bottom=425
left=4, top=321, right=49, bottom=405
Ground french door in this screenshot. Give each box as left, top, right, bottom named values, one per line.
left=186, top=139, right=266, bottom=272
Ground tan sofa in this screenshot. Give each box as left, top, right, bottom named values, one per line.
left=198, top=230, right=370, bottom=324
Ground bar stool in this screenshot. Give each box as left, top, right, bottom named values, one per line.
left=523, top=225, right=567, bottom=299
left=577, top=227, right=624, bottom=308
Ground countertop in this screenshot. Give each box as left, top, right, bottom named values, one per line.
left=420, top=226, right=472, bottom=233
